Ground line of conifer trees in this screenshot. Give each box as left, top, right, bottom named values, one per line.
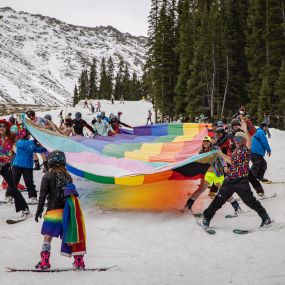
left=144, top=0, right=285, bottom=128
left=73, top=56, right=146, bottom=106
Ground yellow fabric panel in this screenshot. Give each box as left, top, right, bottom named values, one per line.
left=173, top=135, right=196, bottom=142
left=115, top=175, right=145, bottom=185
left=140, top=143, right=163, bottom=155
left=183, top=123, right=200, bottom=136
left=124, top=150, right=150, bottom=161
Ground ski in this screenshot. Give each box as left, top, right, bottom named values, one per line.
left=237, top=193, right=277, bottom=202
left=0, top=200, right=40, bottom=206
left=261, top=181, right=284, bottom=185
left=6, top=215, right=33, bottom=224
left=196, top=221, right=216, bottom=235
left=233, top=221, right=275, bottom=235
left=258, top=193, right=277, bottom=200
left=225, top=214, right=238, bottom=219
left=6, top=265, right=117, bottom=272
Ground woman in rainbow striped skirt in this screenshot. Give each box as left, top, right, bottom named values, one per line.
left=35, top=150, right=86, bottom=271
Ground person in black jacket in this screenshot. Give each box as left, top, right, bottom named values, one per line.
left=35, top=150, right=86, bottom=270
left=72, top=112, right=95, bottom=136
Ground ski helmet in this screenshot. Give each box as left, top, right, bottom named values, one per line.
left=75, top=112, right=82, bottom=120
left=26, top=110, right=35, bottom=119
left=48, top=150, right=66, bottom=168
left=44, top=114, right=52, bottom=121
left=217, top=121, right=224, bottom=127
left=231, top=118, right=241, bottom=127
left=215, top=127, right=225, bottom=134
left=9, top=116, right=16, bottom=124
left=260, top=122, right=268, bottom=129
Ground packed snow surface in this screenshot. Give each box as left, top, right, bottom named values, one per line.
left=0, top=100, right=285, bottom=285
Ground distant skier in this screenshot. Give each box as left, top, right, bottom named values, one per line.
left=263, top=112, right=271, bottom=138
left=146, top=110, right=153, bottom=125
left=58, top=110, right=64, bottom=126
left=95, top=101, right=101, bottom=112
left=90, top=103, right=95, bottom=114
left=120, top=95, right=124, bottom=104
left=35, top=151, right=86, bottom=270
left=84, top=98, right=89, bottom=108
left=111, top=94, right=115, bottom=104
left=251, top=122, right=271, bottom=183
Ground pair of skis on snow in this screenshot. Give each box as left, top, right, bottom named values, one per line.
left=191, top=212, right=274, bottom=235
left=6, top=265, right=117, bottom=273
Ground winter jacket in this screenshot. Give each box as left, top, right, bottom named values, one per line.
left=93, top=120, right=113, bottom=136
left=12, top=139, right=46, bottom=169
left=37, top=171, right=72, bottom=212
left=0, top=135, right=15, bottom=164
left=72, top=119, right=95, bottom=136
left=251, top=128, right=271, bottom=157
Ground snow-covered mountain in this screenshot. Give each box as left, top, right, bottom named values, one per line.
left=0, top=7, right=147, bottom=106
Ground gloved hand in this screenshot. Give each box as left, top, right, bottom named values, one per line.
left=35, top=209, right=43, bottom=222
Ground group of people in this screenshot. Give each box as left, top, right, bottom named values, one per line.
left=0, top=105, right=274, bottom=271
left=184, top=109, right=273, bottom=229
left=0, top=114, right=87, bottom=270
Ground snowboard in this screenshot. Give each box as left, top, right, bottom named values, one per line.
left=6, top=265, right=117, bottom=272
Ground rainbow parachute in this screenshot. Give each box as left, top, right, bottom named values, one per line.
left=22, top=115, right=216, bottom=211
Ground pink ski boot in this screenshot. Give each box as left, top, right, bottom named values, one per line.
left=73, top=255, right=85, bottom=270
left=35, top=251, right=51, bottom=270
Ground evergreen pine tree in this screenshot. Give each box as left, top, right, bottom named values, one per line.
left=73, top=84, right=79, bottom=106
left=275, top=60, right=285, bottom=129
left=258, top=75, right=271, bottom=122
left=106, top=56, right=115, bottom=97
left=98, top=57, right=110, bottom=99
left=89, top=57, right=98, bottom=99
left=114, top=58, right=125, bottom=99
left=78, top=70, right=89, bottom=101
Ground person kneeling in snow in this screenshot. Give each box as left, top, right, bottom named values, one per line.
left=35, top=150, right=86, bottom=270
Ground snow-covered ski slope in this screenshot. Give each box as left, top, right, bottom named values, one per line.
left=1, top=100, right=285, bottom=285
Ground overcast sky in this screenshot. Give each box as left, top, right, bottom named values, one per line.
left=1, top=0, right=151, bottom=36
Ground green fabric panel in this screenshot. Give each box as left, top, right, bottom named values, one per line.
left=103, top=143, right=143, bottom=158
left=84, top=172, right=115, bottom=184
left=167, top=124, right=184, bottom=136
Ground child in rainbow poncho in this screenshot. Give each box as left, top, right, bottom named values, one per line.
left=35, top=150, right=86, bottom=270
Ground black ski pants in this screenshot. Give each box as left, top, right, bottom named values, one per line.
left=11, top=166, right=37, bottom=198
left=248, top=169, right=264, bottom=195
left=2, top=163, right=28, bottom=212
left=203, top=177, right=268, bottom=221
left=251, top=153, right=267, bottom=180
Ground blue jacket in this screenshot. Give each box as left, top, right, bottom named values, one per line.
left=13, top=139, right=46, bottom=169
left=251, top=128, right=271, bottom=157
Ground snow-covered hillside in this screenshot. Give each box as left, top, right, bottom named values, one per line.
left=0, top=7, right=146, bottom=105
left=0, top=101, right=284, bottom=285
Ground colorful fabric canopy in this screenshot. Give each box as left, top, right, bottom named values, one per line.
left=22, top=115, right=216, bottom=210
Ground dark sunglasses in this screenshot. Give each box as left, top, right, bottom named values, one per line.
left=0, top=124, right=7, bottom=128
